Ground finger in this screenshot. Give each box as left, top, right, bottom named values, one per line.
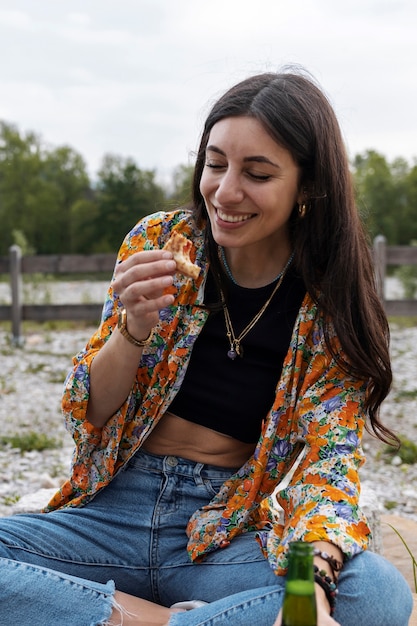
left=117, top=250, right=174, bottom=275
left=114, top=256, right=176, bottom=295
left=117, top=260, right=176, bottom=289
left=126, top=292, right=175, bottom=325
left=117, top=274, right=174, bottom=305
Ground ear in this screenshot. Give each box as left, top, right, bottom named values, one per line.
left=296, top=192, right=305, bottom=206
left=297, top=185, right=309, bottom=206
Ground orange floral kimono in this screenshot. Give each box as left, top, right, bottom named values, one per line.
left=45, top=209, right=371, bottom=574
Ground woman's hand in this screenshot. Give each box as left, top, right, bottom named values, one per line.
left=113, top=249, right=177, bottom=340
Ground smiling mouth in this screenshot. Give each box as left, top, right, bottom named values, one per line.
left=217, top=208, right=255, bottom=223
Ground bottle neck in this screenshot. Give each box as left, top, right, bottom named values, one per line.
left=282, top=541, right=317, bottom=626
left=286, top=543, right=315, bottom=583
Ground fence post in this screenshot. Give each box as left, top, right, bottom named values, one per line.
left=9, top=245, right=24, bottom=346
left=373, top=235, right=386, bottom=303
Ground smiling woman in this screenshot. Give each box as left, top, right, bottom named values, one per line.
left=0, top=69, right=413, bottom=626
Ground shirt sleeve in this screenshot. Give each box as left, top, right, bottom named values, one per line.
left=264, top=316, right=371, bottom=572
left=60, top=235, right=149, bottom=491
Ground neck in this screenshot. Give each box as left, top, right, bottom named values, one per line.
left=219, top=245, right=293, bottom=288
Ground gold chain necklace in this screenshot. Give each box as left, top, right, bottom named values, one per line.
left=220, top=252, right=294, bottom=360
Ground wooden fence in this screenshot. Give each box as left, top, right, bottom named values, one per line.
left=0, top=246, right=117, bottom=344
left=373, top=235, right=417, bottom=316
left=0, top=237, right=416, bottom=344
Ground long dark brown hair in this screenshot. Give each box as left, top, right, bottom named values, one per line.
left=191, top=70, right=396, bottom=445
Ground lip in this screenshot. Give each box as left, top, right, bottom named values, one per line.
left=215, top=207, right=256, bottom=228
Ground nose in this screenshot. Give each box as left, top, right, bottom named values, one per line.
left=214, top=168, right=244, bottom=205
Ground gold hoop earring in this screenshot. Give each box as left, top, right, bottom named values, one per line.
left=298, top=203, right=307, bottom=218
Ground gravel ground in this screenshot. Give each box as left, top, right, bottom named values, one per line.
left=0, top=319, right=416, bottom=520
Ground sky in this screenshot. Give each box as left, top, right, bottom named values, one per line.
left=1, top=0, right=416, bottom=184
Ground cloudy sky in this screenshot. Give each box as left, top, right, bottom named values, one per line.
left=1, top=0, right=416, bottom=182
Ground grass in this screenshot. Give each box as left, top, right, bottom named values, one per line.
left=388, top=316, right=417, bottom=329
left=394, top=389, right=417, bottom=401
left=0, top=431, right=61, bottom=452
left=0, top=376, right=16, bottom=395
left=380, top=434, right=417, bottom=465
left=47, top=370, right=68, bottom=384
left=0, top=320, right=95, bottom=333
left=386, top=523, right=417, bottom=592
left=1, top=493, right=21, bottom=506
left=25, top=363, right=46, bottom=374
left=384, top=500, right=399, bottom=511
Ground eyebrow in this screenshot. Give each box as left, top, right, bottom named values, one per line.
left=206, top=145, right=280, bottom=168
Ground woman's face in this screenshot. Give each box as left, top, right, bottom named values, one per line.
left=199, top=116, right=302, bottom=252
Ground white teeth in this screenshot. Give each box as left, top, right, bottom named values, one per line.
left=217, top=208, right=252, bottom=223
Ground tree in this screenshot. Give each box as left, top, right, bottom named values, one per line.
left=170, top=163, right=194, bottom=206
left=352, top=150, right=417, bottom=245
left=352, top=150, right=399, bottom=243
left=403, top=164, right=417, bottom=243
left=41, top=146, right=91, bottom=253
left=0, top=122, right=92, bottom=254
left=93, top=155, right=167, bottom=252
left=0, top=122, right=43, bottom=254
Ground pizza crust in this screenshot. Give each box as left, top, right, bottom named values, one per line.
left=163, top=231, right=201, bottom=280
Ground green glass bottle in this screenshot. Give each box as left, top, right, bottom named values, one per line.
left=282, top=541, right=317, bottom=626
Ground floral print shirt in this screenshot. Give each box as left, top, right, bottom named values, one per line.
left=46, top=209, right=371, bottom=574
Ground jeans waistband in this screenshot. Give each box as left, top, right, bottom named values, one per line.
left=131, top=448, right=238, bottom=482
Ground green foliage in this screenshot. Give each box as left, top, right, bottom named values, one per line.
left=381, top=434, right=417, bottom=465
left=11, top=229, right=35, bottom=255
left=0, top=376, right=15, bottom=394
left=387, top=317, right=417, bottom=329
left=394, top=389, right=417, bottom=401
left=0, top=121, right=43, bottom=254
left=170, top=163, right=194, bottom=206
left=1, top=493, right=21, bottom=506
left=93, top=154, right=167, bottom=252
left=0, top=431, right=60, bottom=452
left=383, top=500, right=398, bottom=511
left=0, top=122, right=91, bottom=255
left=69, top=198, right=101, bottom=253
left=385, top=523, right=417, bottom=592
left=394, top=240, right=417, bottom=298
left=353, top=150, right=417, bottom=245
left=47, top=369, right=68, bottom=384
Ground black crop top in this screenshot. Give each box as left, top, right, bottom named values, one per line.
left=168, top=266, right=306, bottom=443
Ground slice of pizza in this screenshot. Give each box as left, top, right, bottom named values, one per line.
left=163, top=231, right=201, bottom=280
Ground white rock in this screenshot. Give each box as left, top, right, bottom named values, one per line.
left=10, top=488, right=58, bottom=515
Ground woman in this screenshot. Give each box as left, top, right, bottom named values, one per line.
left=0, top=70, right=412, bottom=626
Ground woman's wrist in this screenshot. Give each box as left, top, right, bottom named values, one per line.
left=315, top=582, right=331, bottom=612
left=314, top=566, right=338, bottom=615
left=117, top=307, right=154, bottom=348
left=312, top=542, right=343, bottom=580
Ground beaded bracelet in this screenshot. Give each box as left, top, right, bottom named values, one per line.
left=313, top=548, right=343, bottom=578
left=314, top=565, right=338, bottom=616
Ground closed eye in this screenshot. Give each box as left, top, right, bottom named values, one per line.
left=205, top=161, right=225, bottom=169
left=247, top=172, right=271, bottom=181
left=205, top=162, right=271, bottom=181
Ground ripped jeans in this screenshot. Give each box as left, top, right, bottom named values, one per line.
left=0, top=450, right=413, bottom=625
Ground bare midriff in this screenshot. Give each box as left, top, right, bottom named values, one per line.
left=143, top=412, right=256, bottom=468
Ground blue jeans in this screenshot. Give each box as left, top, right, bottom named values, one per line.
left=0, top=450, right=412, bottom=625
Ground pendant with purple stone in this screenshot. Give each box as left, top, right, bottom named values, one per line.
left=227, top=348, right=237, bottom=360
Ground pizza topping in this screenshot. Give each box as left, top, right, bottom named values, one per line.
left=163, top=231, right=200, bottom=280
